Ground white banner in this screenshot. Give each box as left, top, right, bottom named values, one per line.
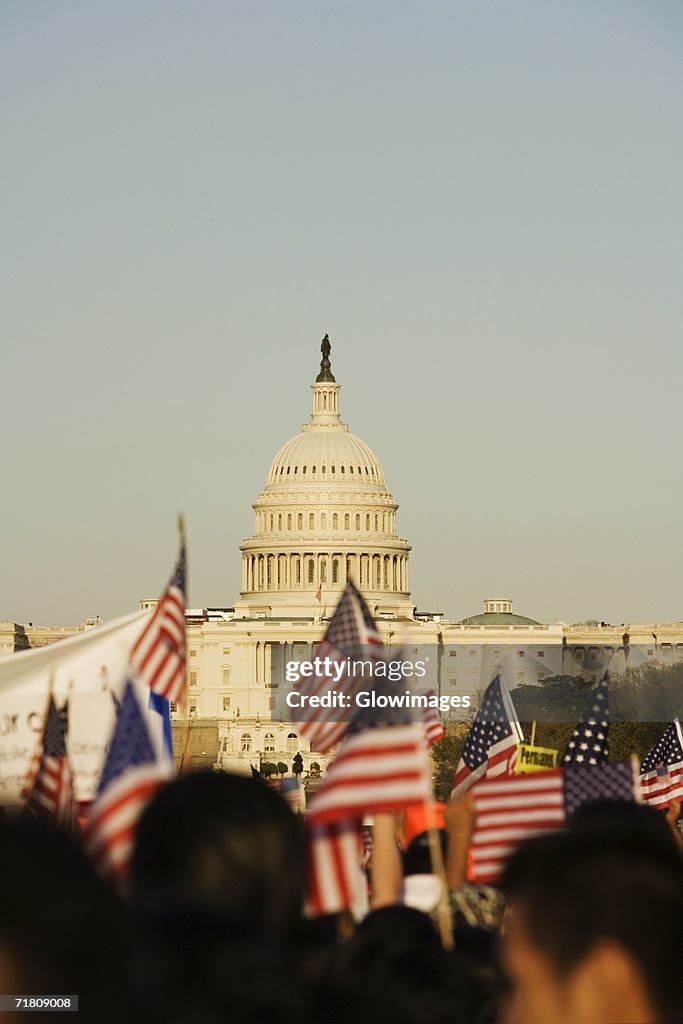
left=0, top=610, right=151, bottom=805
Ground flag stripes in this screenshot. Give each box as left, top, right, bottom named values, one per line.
left=295, top=583, right=382, bottom=753
left=308, top=724, right=431, bottom=825
left=85, top=681, right=165, bottom=880
left=451, top=675, right=523, bottom=797
left=305, top=819, right=365, bottom=916
left=470, top=762, right=639, bottom=885
left=130, top=541, right=187, bottom=704
left=24, top=696, right=78, bottom=834
left=640, top=720, right=683, bottom=808
left=422, top=691, right=445, bottom=746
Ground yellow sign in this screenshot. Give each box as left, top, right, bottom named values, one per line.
left=515, top=743, right=559, bottom=774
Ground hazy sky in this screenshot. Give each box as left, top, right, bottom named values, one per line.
left=2, top=1, right=682, bottom=627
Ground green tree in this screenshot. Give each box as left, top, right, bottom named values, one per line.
left=277, top=761, right=288, bottom=776
left=431, top=726, right=469, bottom=801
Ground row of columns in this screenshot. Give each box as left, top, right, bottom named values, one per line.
left=243, top=551, right=409, bottom=594
left=254, top=509, right=397, bottom=534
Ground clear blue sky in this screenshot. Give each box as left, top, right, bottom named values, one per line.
left=2, top=1, right=681, bottom=626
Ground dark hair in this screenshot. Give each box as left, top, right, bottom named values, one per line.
left=402, top=829, right=447, bottom=877
left=569, top=798, right=683, bottom=865
left=130, top=771, right=305, bottom=939
left=502, top=812, right=683, bottom=1022
left=0, top=816, right=138, bottom=1023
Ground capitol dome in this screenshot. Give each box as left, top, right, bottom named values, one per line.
left=235, top=338, right=413, bottom=619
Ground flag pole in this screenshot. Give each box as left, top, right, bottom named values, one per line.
left=631, top=752, right=642, bottom=802
left=425, top=800, right=454, bottom=950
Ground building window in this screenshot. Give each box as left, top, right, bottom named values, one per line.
left=222, top=648, right=231, bottom=655
left=344, top=513, right=350, bottom=529
left=518, top=651, right=524, bottom=658
left=295, top=558, right=301, bottom=584
left=222, top=669, right=231, bottom=685
left=309, top=513, right=314, bottom=529
left=278, top=514, right=282, bottom=530
left=189, top=671, right=198, bottom=687
left=333, top=513, right=338, bottom=529
left=241, top=734, right=252, bottom=753
left=170, top=702, right=178, bottom=713
left=222, top=696, right=231, bottom=711
left=189, top=650, right=196, bottom=658
left=264, top=732, right=275, bottom=753
left=297, top=513, right=303, bottom=530
left=366, top=514, right=370, bottom=530
left=355, top=514, right=361, bottom=530
left=190, top=703, right=197, bottom=715
left=320, top=560, right=327, bottom=583
left=332, top=559, right=339, bottom=583
left=287, top=514, right=292, bottom=530
left=307, top=559, right=315, bottom=584
left=321, top=513, right=327, bottom=530
left=287, top=732, right=298, bottom=752
left=537, top=651, right=544, bottom=658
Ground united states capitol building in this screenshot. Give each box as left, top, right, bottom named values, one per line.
left=3, top=339, right=683, bottom=772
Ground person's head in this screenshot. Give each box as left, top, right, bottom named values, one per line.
left=130, top=771, right=305, bottom=940
left=0, top=815, right=136, bottom=1023
left=569, top=798, right=683, bottom=865
left=402, top=829, right=447, bottom=877
left=501, top=815, right=683, bottom=1024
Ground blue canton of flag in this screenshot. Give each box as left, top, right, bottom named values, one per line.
left=564, top=761, right=637, bottom=817
left=562, top=677, right=610, bottom=766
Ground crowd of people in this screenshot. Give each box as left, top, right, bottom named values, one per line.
left=0, top=773, right=681, bottom=1024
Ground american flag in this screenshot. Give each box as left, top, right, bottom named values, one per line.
left=25, top=695, right=78, bottom=833
left=294, top=582, right=382, bottom=753
left=470, top=762, right=638, bottom=885
left=451, top=675, right=523, bottom=796
left=422, top=691, right=445, bottom=746
left=305, top=818, right=367, bottom=917
left=280, top=776, right=305, bottom=812
left=640, top=720, right=683, bottom=809
left=130, top=531, right=187, bottom=704
left=562, top=677, right=610, bottom=765
left=86, top=680, right=165, bottom=881
left=307, top=722, right=431, bottom=825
